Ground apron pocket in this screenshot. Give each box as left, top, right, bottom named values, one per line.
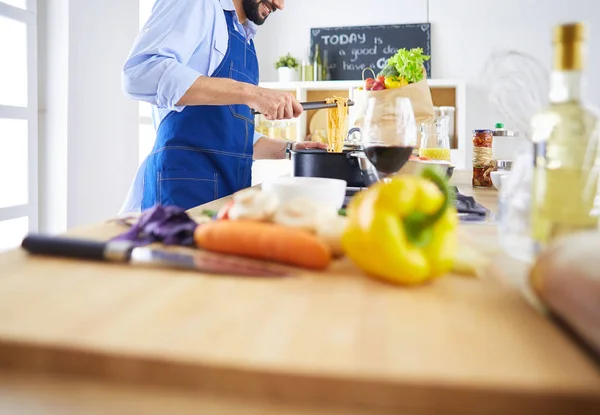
left=228, top=64, right=256, bottom=123
left=158, top=170, right=218, bottom=211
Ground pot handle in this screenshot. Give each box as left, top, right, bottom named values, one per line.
left=347, top=127, right=361, bottom=143
left=346, top=150, right=362, bottom=164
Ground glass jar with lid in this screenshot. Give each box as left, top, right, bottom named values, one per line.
left=472, top=129, right=494, bottom=188
left=492, top=122, right=520, bottom=161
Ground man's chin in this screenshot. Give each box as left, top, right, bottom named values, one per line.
left=249, top=16, right=267, bottom=25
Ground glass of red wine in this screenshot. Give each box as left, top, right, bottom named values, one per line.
left=360, top=96, right=418, bottom=182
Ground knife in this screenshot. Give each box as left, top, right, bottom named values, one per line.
left=21, top=234, right=290, bottom=277
left=250, top=100, right=354, bottom=115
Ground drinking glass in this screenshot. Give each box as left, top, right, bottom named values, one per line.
left=360, top=97, right=418, bottom=181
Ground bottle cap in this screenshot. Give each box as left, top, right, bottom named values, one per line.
left=495, top=123, right=504, bottom=129
left=554, top=22, right=585, bottom=44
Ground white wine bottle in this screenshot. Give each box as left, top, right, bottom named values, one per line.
left=531, top=22, right=600, bottom=252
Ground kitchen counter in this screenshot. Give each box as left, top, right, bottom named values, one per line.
left=0, top=171, right=599, bottom=415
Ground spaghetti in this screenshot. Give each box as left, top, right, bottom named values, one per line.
left=325, top=96, right=348, bottom=153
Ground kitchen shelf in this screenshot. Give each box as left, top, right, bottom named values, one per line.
left=257, top=79, right=468, bottom=169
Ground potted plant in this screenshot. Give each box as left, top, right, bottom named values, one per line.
left=275, top=53, right=299, bottom=82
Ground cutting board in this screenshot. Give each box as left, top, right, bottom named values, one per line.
left=0, top=177, right=599, bottom=414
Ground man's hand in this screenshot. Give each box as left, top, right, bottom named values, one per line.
left=246, top=87, right=303, bottom=120
left=253, top=137, right=327, bottom=160
left=293, top=141, right=328, bottom=151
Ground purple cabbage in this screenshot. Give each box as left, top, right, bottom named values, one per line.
left=111, top=205, right=199, bottom=247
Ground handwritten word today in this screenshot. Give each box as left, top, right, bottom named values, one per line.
left=320, top=33, right=367, bottom=46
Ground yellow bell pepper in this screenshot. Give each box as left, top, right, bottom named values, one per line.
left=384, top=76, right=408, bottom=89
left=341, top=167, right=458, bottom=285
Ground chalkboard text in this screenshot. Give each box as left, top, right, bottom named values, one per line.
left=310, top=24, right=431, bottom=81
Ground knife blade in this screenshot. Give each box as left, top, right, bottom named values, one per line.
left=250, top=100, right=354, bottom=115
left=21, top=234, right=290, bottom=277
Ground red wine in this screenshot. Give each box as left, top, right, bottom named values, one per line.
left=364, top=146, right=413, bottom=174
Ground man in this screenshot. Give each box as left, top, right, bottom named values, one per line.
left=120, top=0, right=326, bottom=213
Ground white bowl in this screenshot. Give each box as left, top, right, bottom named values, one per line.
left=261, top=176, right=347, bottom=210
left=490, top=170, right=510, bottom=191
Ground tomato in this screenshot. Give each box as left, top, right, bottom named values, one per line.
left=365, top=78, right=375, bottom=91
left=377, top=76, right=386, bottom=84
left=371, top=81, right=385, bottom=91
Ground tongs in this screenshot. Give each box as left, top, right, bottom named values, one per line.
left=250, top=100, right=354, bottom=115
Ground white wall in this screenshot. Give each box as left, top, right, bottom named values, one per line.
left=38, top=0, right=139, bottom=232
left=254, top=0, right=428, bottom=80
left=254, top=0, right=600, bottom=150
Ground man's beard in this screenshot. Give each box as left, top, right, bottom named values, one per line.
left=243, top=0, right=269, bottom=25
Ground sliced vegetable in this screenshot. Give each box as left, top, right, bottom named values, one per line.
left=272, top=198, right=322, bottom=232
left=315, top=214, right=348, bottom=258
left=451, top=244, right=489, bottom=278
left=227, top=188, right=279, bottom=221
left=202, top=209, right=218, bottom=218
left=216, top=201, right=234, bottom=220
left=194, top=220, right=332, bottom=270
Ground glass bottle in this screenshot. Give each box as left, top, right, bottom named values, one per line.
left=531, top=22, right=600, bottom=251
left=312, top=43, right=322, bottom=81
left=322, top=50, right=330, bottom=81
left=301, top=47, right=313, bottom=82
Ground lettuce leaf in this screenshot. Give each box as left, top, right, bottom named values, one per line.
left=378, top=48, right=430, bottom=83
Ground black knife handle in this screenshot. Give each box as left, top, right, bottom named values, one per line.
left=21, top=234, right=109, bottom=261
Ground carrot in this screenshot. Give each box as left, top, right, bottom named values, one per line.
left=194, top=220, right=332, bottom=270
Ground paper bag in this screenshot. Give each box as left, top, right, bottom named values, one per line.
left=352, top=68, right=435, bottom=143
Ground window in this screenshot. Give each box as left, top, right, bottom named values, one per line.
left=138, top=0, right=155, bottom=165
left=0, top=0, right=38, bottom=253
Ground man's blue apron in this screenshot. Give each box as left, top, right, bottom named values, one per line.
left=141, top=10, right=259, bottom=211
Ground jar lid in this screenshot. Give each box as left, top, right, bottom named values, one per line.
left=496, top=160, right=513, bottom=170
left=473, top=129, right=493, bottom=134
left=493, top=129, right=519, bottom=137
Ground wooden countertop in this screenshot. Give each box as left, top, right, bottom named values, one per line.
left=0, top=171, right=599, bottom=414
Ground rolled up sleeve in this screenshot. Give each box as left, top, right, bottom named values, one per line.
left=253, top=131, right=265, bottom=145
left=122, top=0, right=214, bottom=111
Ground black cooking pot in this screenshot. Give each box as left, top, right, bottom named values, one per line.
left=290, top=148, right=365, bottom=188
left=290, top=128, right=385, bottom=187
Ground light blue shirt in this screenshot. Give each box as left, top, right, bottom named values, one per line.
left=122, top=0, right=262, bottom=144
left=119, top=0, right=262, bottom=215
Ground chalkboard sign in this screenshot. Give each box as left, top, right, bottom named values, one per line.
left=309, top=23, right=431, bottom=81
